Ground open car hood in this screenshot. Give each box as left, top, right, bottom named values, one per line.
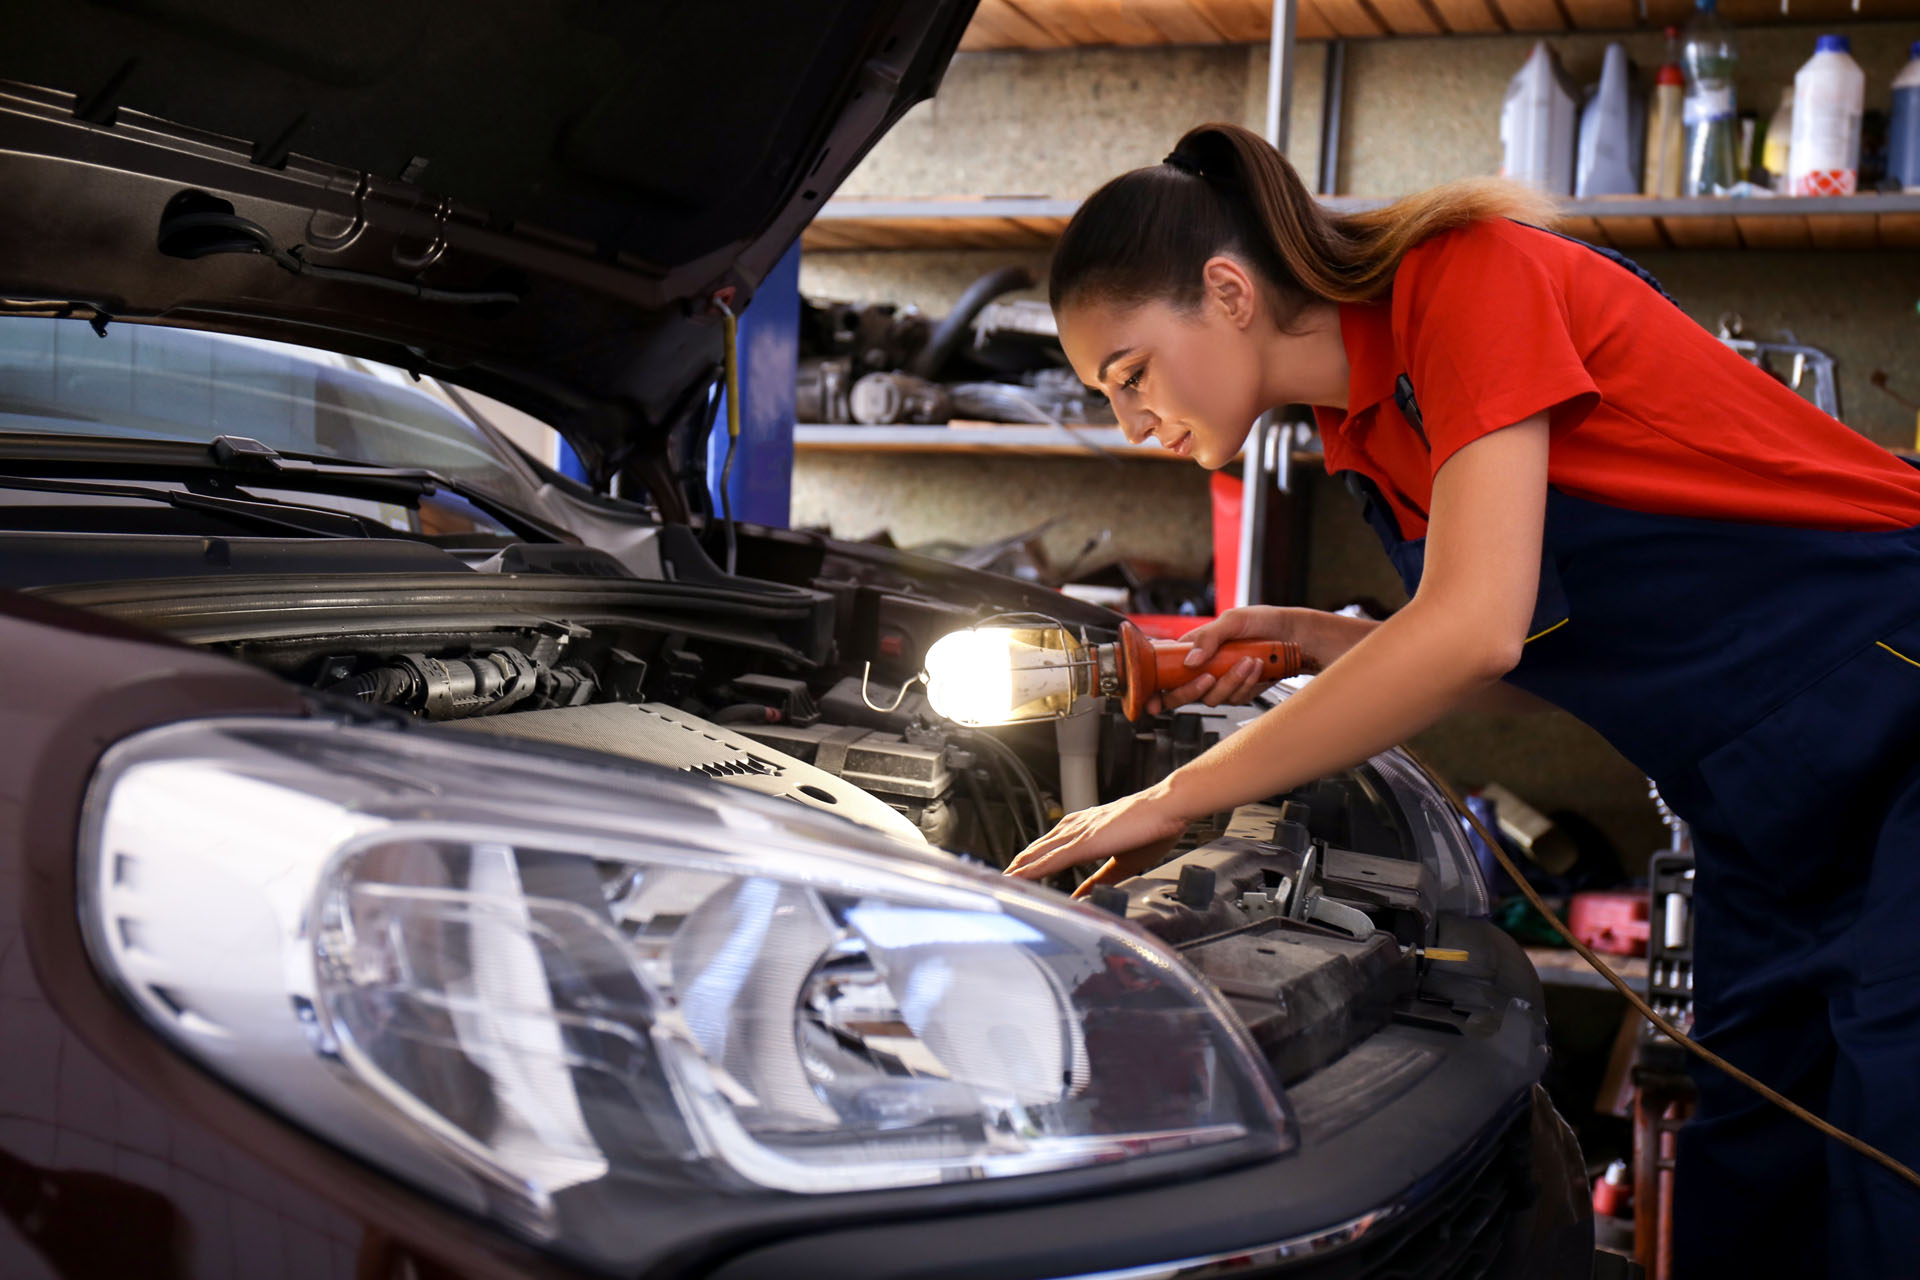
left=0, top=0, right=975, bottom=483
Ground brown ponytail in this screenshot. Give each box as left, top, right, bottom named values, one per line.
left=1049, top=122, right=1557, bottom=322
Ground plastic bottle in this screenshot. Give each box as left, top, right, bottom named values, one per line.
left=1502, top=41, right=1578, bottom=194
left=1644, top=29, right=1685, bottom=196
left=1578, top=43, right=1644, bottom=197
left=1681, top=0, right=1739, bottom=196
left=1762, top=87, right=1794, bottom=192
left=1888, top=43, right=1920, bottom=191
left=1788, top=35, right=1865, bottom=196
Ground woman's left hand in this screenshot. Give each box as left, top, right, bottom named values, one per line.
left=1003, top=785, right=1191, bottom=897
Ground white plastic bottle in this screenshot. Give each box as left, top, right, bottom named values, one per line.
left=1577, top=42, right=1644, bottom=197
left=1502, top=41, right=1578, bottom=194
left=1788, top=35, right=1865, bottom=196
left=1888, top=43, right=1920, bottom=191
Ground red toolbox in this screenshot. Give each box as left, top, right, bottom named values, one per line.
left=1567, top=890, right=1652, bottom=957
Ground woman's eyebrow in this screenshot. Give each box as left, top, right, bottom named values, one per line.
left=1096, top=347, right=1137, bottom=383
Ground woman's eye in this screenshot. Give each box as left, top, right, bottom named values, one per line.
left=1121, top=367, right=1144, bottom=392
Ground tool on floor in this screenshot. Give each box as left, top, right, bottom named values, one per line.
left=1416, top=751, right=1920, bottom=1197
left=911, top=614, right=1308, bottom=726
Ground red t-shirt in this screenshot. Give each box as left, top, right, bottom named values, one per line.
left=1312, top=219, right=1920, bottom=540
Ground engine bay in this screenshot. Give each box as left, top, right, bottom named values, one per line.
left=23, top=520, right=1511, bottom=1098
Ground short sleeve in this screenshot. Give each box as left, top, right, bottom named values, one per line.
left=1391, top=223, right=1600, bottom=475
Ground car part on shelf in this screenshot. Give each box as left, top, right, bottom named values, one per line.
left=849, top=371, right=954, bottom=425
left=908, top=265, right=1034, bottom=379
left=796, top=356, right=854, bottom=424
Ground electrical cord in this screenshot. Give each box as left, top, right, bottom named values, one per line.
left=1412, top=751, right=1920, bottom=1197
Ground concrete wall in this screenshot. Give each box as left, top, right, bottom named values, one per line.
left=797, top=23, right=1920, bottom=866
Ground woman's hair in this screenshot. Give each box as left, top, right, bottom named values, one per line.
left=1049, top=121, right=1557, bottom=324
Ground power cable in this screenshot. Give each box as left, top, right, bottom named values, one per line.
left=1412, top=752, right=1920, bottom=1197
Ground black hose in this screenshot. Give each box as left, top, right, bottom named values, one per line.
left=909, top=266, right=1035, bottom=379
left=967, top=730, right=1049, bottom=846
left=961, top=766, right=1008, bottom=867
left=326, top=666, right=413, bottom=704
left=713, top=703, right=776, bottom=725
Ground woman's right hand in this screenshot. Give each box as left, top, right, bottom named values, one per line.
left=1148, top=606, right=1360, bottom=714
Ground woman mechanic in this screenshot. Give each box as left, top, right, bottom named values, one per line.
left=1003, top=122, right=1920, bottom=1274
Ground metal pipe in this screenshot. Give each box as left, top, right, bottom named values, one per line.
left=1234, top=415, right=1279, bottom=607
left=1264, top=0, right=1297, bottom=152
left=1318, top=40, right=1346, bottom=196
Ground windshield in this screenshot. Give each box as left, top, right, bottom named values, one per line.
left=0, top=316, right=544, bottom=508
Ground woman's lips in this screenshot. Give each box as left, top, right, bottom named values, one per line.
left=1170, top=434, right=1194, bottom=457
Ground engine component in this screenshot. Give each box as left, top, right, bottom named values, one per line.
left=849, top=371, right=953, bottom=425
left=329, top=649, right=545, bottom=719
left=1115, top=802, right=1423, bottom=1083
left=734, top=719, right=957, bottom=843
left=445, top=701, right=928, bottom=845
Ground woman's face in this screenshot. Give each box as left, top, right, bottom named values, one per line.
left=1058, top=268, right=1274, bottom=470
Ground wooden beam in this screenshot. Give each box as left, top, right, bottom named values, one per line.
left=1311, top=0, right=1388, bottom=37
left=1426, top=0, right=1506, bottom=31
left=1878, top=212, right=1920, bottom=248
left=1658, top=214, right=1741, bottom=249
left=1732, top=214, right=1813, bottom=250
left=1488, top=0, right=1567, bottom=31
left=1561, top=0, right=1638, bottom=26
left=1556, top=214, right=1616, bottom=247
left=1807, top=212, right=1879, bottom=249
left=1595, top=215, right=1669, bottom=249
left=1364, top=0, right=1446, bottom=34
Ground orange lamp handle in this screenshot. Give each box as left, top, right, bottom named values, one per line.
left=1115, top=621, right=1306, bottom=720
left=1151, top=637, right=1305, bottom=692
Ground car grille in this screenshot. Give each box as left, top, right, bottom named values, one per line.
left=1264, top=1102, right=1531, bottom=1280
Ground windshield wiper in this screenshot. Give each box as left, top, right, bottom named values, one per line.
left=0, top=473, right=414, bottom=540
left=0, top=434, right=572, bottom=542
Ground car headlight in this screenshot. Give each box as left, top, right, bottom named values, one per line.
left=79, top=718, right=1287, bottom=1264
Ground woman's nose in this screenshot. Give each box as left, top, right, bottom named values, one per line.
left=1120, top=408, right=1159, bottom=445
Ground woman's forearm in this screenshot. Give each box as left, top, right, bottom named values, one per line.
left=1155, top=598, right=1515, bottom=818
left=1293, top=608, right=1553, bottom=713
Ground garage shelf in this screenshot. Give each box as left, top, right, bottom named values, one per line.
left=795, top=422, right=1327, bottom=463
left=803, top=192, right=1920, bottom=252
left=960, top=0, right=1920, bottom=47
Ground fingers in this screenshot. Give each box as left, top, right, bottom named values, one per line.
left=1151, top=671, right=1216, bottom=713
left=1069, top=839, right=1176, bottom=898
left=1070, top=858, right=1121, bottom=898
left=1176, top=617, right=1232, bottom=669
left=1004, top=815, right=1088, bottom=879
left=1200, top=656, right=1263, bottom=706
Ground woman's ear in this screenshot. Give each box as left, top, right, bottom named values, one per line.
left=1201, top=256, right=1260, bottom=329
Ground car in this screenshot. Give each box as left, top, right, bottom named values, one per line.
left=0, top=4, right=1592, bottom=1278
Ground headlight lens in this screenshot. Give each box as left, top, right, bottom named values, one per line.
left=80, top=718, right=1286, bottom=1261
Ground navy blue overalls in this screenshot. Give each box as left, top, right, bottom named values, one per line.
left=1344, top=244, right=1920, bottom=1276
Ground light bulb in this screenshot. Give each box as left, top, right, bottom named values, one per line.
left=923, top=626, right=1082, bottom=726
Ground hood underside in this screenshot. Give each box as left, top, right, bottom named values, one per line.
left=0, top=0, right=975, bottom=480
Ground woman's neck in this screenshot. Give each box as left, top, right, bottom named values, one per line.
left=1260, top=300, right=1351, bottom=412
